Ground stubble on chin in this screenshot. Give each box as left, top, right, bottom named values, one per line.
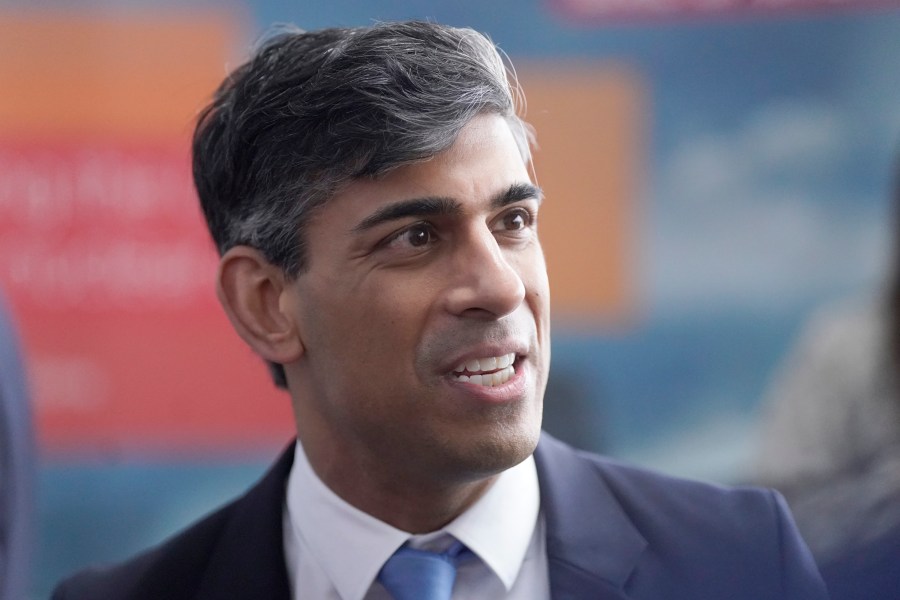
left=423, top=395, right=543, bottom=485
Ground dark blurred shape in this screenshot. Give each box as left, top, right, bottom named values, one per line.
left=754, top=153, right=900, bottom=599
left=819, top=522, right=900, bottom=600
left=0, top=290, right=34, bottom=600
left=756, top=300, right=900, bottom=558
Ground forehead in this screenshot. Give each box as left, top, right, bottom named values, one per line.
left=332, top=115, right=532, bottom=217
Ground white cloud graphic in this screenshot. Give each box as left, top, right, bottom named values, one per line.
left=648, top=99, right=892, bottom=313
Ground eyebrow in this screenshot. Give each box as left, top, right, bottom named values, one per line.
left=352, top=182, right=543, bottom=232
left=495, top=182, right=543, bottom=209
left=353, top=196, right=461, bottom=232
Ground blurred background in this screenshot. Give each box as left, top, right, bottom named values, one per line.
left=2, top=0, right=900, bottom=597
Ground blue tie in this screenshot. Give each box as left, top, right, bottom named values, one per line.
left=378, top=540, right=468, bottom=600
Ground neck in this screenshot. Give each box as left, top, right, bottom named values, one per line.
left=301, top=435, right=498, bottom=533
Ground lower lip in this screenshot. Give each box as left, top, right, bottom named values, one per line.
left=445, top=361, right=529, bottom=403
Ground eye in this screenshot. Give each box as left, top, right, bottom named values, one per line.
left=497, top=207, right=534, bottom=232
left=385, top=222, right=436, bottom=250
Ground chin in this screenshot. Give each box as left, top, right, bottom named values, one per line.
left=447, top=416, right=542, bottom=482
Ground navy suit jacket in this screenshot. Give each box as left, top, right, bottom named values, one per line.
left=53, top=433, right=828, bottom=599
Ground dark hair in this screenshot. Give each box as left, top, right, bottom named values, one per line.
left=192, top=21, right=532, bottom=388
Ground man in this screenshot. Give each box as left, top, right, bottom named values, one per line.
left=54, top=21, right=827, bottom=599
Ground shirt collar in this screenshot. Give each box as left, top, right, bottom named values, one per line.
left=285, top=441, right=540, bottom=599
left=286, top=441, right=408, bottom=600
left=440, top=453, right=540, bottom=590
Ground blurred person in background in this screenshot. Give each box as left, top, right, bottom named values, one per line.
left=0, top=289, right=34, bottom=600
left=755, top=154, right=900, bottom=599
left=53, top=21, right=826, bottom=600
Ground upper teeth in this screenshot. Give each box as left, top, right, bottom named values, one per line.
left=454, top=352, right=515, bottom=374
left=452, top=353, right=516, bottom=387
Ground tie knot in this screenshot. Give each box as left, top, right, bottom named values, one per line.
left=378, top=541, right=469, bottom=600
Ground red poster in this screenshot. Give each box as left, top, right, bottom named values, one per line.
left=0, top=12, right=294, bottom=456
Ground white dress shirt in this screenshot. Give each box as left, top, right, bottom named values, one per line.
left=283, top=441, right=550, bottom=600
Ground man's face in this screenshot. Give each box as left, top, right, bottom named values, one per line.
left=285, top=114, right=550, bottom=489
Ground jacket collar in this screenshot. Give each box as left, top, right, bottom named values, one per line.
left=534, top=433, right=647, bottom=599
left=194, top=443, right=295, bottom=600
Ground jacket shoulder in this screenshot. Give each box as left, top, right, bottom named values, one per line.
left=535, top=433, right=827, bottom=599
left=586, top=449, right=780, bottom=530
left=539, top=432, right=779, bottom=531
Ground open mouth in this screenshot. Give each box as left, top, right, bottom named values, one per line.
left=451, top=352, right=516, bottom=387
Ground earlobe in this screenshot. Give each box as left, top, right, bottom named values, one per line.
left=216, top=246, right=304, bottom=365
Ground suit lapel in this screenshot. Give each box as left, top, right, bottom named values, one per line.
left=194, top=444, right=295, bottom=600
left=534, top=433, right=646, bottom=600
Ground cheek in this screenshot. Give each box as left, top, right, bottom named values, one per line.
left=340, top=276, right=437, bottom=347
left=518, top=247, right=550, bottom=305
left=343, top=285, right=439, bottom=390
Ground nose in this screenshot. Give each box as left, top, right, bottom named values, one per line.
left=443, top=227, right=526, bottom=319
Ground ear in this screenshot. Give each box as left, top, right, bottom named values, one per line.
left=216, top=246, right=304, bottom=365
